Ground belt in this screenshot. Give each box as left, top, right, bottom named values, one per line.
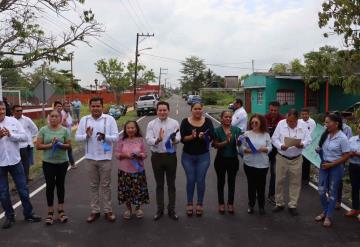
left=152, top=152, right=176, bottom=156
left=279, top=153, right=301, bottom=160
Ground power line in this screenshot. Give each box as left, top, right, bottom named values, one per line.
left=134, top=0, right=154, bottom=32
left=119, top=0, right=143, bottom=32
left=126, top=0, right=149, bottom=32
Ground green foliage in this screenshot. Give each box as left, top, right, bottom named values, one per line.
left=272, top=64, right=287, bottom=74
left=202, top=91, right=235, bottom=106
left=0, top=0, right=103, bottom=68
left=290, top=59, right=305, bottom=74
left=319, top=0, right=360, bottom=50
left=180, top=56, right=207, bottom=93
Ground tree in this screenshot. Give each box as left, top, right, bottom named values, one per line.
left=180, top=56, right=206, bottom=93
left=290, top=59, right=305, bottom=74
left=95, top=59, right=156, bottom=103
left=0, top=0, right=103, bottom=68
left=319, top=0, right=360, bottom=50
left=272, top=63, right=287, bottom=74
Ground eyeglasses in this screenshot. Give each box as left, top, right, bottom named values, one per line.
left=251, top=121, right=259, bottom=125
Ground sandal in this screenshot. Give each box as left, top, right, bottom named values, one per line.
left=135, top=209, right=144, bottom=219
left=227, top=204, right=235, bottom=214
left=58, top=210, right=68, bottom=223
left=315, top=213, right=326, bottom=222
left=186, top=204, right=193, bottom=217
left=45, top=212, right=54, bottom=226
left=218, top=204, right=225, bottom=215
left=196, top=204, right=203, bottom=217
left=322, top=217, right=332, bottom=228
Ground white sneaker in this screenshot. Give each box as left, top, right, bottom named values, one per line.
left=135, top=209, right=144, bottom=219
left=123, top=210, right=132, bottom=220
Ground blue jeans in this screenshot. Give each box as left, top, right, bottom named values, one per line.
left=318, top=164, right=344, bottom=218
left=181, top=152, right=210, bottom=204
left=0, top=162, right=33, bottom=219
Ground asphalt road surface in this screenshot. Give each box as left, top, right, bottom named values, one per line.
left=0, top=95, right=359, bottom=247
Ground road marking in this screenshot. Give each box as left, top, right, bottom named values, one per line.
left=0, top=115, right=147, bottom=220
left=205, top=112, right=351, bottom=212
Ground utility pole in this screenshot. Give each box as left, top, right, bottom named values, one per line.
left=158, top=68, right=168, bottom=96
left=134, top=32, right=154, bottom=105
left=70, top=52, right=74, bottom=94
left=252, top=59, right=255, bottom=73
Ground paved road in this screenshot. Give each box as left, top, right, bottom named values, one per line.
left=0, top=95, right=359, bottom=247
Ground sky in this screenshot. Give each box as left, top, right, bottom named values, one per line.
left=43, top=0, right=343, bottom=89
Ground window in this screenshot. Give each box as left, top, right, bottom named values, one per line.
left=257, top=89, right=264, bottom=105
left=276, top=89, right=295, bottom=105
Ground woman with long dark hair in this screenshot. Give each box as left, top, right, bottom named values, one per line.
left=115, top=121, right=149, bottom=219
left=36, top=110, right=71, bottom=225
left=242, top=114, right=272, bottom=215
left=315, top=113, right=350, bottom=227
left=180, top=102, right=214, bottom=216
left=213, top=110, right=241, bottom=214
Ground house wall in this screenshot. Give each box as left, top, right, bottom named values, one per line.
left=251, top=89, right=267, bottom=114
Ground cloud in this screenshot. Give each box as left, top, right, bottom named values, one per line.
left=49, top=0, right=343, bottom=88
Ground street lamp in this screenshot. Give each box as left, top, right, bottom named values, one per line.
left=94, top=79, right=98, bottom=94
left=134, top=47, right=152, bottom=105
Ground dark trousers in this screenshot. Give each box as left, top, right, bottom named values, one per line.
left=244, top=164, right=269, bottom=209
left=68, top=147, right=75, bottom=165
left=214, top=155, right=239, bottom=205
left=337, top=165, right=346, bottom=203
left=42, top=161, right=69, bottom=207
left=268, top=147, right=277, bottom=198
left=20, top=146, right=30, bottom=180
left=302, top=156, right=311, bottom=182
left=0, top=162, right=33, bottom=219
left=151, top=153, right=177, bottom=212
left=349, top=163, right=360, bottom=210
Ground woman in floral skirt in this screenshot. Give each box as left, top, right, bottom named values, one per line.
left=115, top=121, right=149, bottom=219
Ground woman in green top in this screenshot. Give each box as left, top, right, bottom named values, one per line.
left=213, top=110, right=242, bottom=214
left=36, top=110, right=71, bottom=225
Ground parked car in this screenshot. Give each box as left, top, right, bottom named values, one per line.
left=344, top=102, right=360, bottom=113
left=135, top=94, right=158, bottom=116
left=187, top=95, right=202, bottom=105
left=108, top=104, right=128, bottom=120
left=182, top=94, right=188, bottom=100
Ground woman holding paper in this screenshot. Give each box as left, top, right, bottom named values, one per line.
left=315, top=113, right=350, bottom=227
left=213, top=110, right=242, bottom=214
left=36, top=110, right=71, bottom=225
left=180, top=102, right=214, bottom=216
left=115, top=120, right=149, bottom=220
left=242, top=114, right=272, bottom=215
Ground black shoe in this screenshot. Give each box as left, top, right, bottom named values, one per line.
left=288, top=208, right=299, bottom=216
left=24, top=214, right=42, bottom=223
left=259, top=208, right=266, bottom=215
left=272, top=206, right=285, bottom=213
left=2, top=217, right=15, bottom=229
left=168, top=211, right=179, bottom=221
left=267, top=196, right=276, bottom=205
left=247, top=207, right=254, bottom=214
left=153, top=211, right=164, bottom=221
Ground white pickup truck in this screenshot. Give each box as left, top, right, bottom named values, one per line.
left=135, top=94, right=158, bottom=116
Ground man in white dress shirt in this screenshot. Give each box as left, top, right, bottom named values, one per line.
left=12, top=105, right=38, bottom=182
left=299, top=108, right=316, bottom=185
left=0, top=101, right=41, bottom=229
left=271, top=109, right=312, bottom=216
left=146, top=101, right=181, bottom=221
left=75, top=97, right=119, bottom=223
left=231, top=98, right=248, bottom=132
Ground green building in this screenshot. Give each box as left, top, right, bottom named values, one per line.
left=243, top=73, right=360, bottom=114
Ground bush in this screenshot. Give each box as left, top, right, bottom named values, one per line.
left=202, top=91, right=236, bottom=106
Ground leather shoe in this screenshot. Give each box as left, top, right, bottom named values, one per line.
left=259, top=208, right=266, bottom=215
left=87, top=213, right=100, bottom=223
left=24, top=214, right=41, bottom=223
left=153, top=211, right=164, bottom=221
left=2, top=217, right=15, bottom=229
left=272, top=206, right=285, bottom=213
left=104, top=212, right=116, bottom=222
left=168, top=211, right=179, bottom=221
left=288, top=208, right=299, bottom=216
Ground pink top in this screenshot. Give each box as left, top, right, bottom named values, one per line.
left=116, top=137, right=147, bottom=173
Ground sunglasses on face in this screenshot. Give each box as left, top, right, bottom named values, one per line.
left=251, top=121, right=259, bottom=125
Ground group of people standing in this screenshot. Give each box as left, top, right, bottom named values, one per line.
left=0, top=95, right=359, bottom=230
